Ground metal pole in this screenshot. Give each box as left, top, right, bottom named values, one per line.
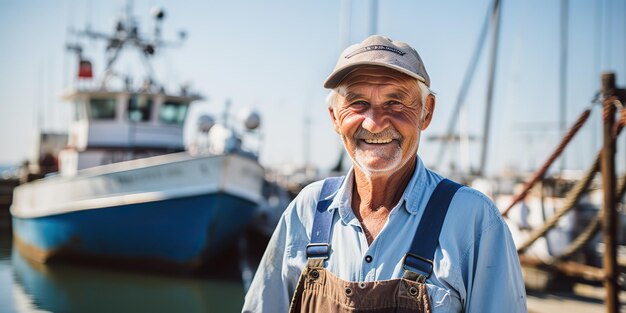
left=559, top=0, right=569, bottom=171
left=478, top=0, right=501, bottom=176
left=600, top=72, right=618, bottom=313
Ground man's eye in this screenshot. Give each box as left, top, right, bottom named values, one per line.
left=386, top=101, right=405, bottom=108
left=350, top=101, right=368, bottom=107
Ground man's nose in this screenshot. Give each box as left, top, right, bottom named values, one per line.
left=361, top=108, right=391, bottom=133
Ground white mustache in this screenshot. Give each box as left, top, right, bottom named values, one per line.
left=354, top=127, right=401, bottom=141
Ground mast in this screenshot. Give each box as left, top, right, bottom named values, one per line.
left=559, top=0, right=569, bottom=171
left=434, top=2, right=491, bottom=173
left=478, top=0, right=502, bottom=176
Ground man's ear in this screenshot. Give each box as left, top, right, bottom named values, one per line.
left=328, top=106, right=340, bottom=134
left=420, top=94, right=436, bottom=130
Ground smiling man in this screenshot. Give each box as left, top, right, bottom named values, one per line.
left=243, top=35, right=527, bottom=313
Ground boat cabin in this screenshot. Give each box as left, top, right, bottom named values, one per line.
left=58, top=89, right=199, bottom=175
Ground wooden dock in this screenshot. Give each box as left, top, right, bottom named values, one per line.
left=524, top=264, right=625, bottom=312
left=527, top=284, right=626, bottom=313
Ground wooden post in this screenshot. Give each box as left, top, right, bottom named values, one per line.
left=600, top=72, right=619, bottom=313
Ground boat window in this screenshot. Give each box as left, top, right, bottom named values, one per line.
left=159, top=101, right=189, bottom=125
left=128, top=95, right=153, bottom=122
left=89, top=98, right=117, bottom=120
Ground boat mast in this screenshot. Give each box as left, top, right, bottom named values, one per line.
left=478, top=0, right=502, bottom=176
left=433, top=2, right=491, bottom=173
left=559, top=0, right=569, bottom=172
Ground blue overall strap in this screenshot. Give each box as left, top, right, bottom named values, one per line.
left=306, top=176, right=344, bottom=259
left=403, top=178, right=463, bottom=282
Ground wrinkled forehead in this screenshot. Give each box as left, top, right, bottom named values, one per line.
left=336, top=66, right=421, bottom=99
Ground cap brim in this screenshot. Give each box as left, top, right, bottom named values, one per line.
left=323, top=61, right=428, bottom=89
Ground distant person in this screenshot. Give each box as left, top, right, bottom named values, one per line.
left=243, top=35, right=527, bottom=312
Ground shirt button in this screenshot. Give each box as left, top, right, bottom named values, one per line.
left=365, top=255, right=373, bottom=263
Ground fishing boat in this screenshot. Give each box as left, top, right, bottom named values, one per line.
left=10, top=6, right=265, bottom=272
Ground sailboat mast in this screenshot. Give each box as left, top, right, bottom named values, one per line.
left=559, top=0, right=569, bottom=171
left=433, top=3, right=490, bottom=172
left=478, top=0, right=502, bottom=176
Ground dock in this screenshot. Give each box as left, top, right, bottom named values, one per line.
left=523, top=263, right=626, bottom=312
left=527, top=284, right=626, bottom=313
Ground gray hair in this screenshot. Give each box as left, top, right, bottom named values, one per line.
left=327, top=80, right=433, bottom=118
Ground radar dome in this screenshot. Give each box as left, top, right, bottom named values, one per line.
left=238, top=108, right=261, bottom=130
left=197, top=115, right=215, bottom=133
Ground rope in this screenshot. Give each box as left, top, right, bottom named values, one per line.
left=554, top=211, right=602, bottom=262
left=551, top=172, right=626, bottom=263
left=502, top=108, right=592, bottom=217
left=516, top=103, right=626, bottom=255
left=516, top=155, right=599, bottom=254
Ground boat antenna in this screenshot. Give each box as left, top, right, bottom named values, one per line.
left=223, top=99, right=232, bottom=128
left=67, top=2, right=187, bottom=89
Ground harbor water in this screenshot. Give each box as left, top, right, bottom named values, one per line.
left=0, top=225, right=254, bottom=313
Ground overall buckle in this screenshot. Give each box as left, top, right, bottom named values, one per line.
left=402, top=253, right=433, bottom=283
left=306, top=243, right=330, bottom=259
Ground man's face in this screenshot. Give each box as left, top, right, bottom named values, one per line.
left=329, top=66, right=434, bottom=177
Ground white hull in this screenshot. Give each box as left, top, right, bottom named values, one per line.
left=11, top=152, right=265, bottom=218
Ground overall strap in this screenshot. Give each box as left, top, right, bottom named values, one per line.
left=403, top=178, right=463, bottom=282
left=306, top=176, right=344, bottom=259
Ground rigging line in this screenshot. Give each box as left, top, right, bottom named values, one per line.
left=502, top=107, right=592, bottom=217
left=433, top=0, right=492, bottom=171
left=478, top=0, right=502, bottom=176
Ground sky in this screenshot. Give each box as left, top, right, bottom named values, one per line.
left=0, top=0, right=625, bottom=177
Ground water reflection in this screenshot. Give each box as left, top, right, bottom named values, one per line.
left=2, top=232, right=247, bottom=313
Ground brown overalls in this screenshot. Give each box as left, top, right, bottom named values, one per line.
left=288, top=177, right=461, bottom=313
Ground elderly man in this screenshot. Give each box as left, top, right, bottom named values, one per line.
left=243, top=35, right=526, bottom=312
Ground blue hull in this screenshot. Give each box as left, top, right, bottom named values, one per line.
left=12, top=193, right=257, bottom=271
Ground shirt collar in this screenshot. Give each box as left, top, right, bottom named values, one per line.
left=326, top=156, right=429, bottom=224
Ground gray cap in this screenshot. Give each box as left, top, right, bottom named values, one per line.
left=324, top=35, right=430, bottom=89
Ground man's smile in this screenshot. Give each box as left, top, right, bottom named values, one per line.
left=362, top=138, right=394, bottom=144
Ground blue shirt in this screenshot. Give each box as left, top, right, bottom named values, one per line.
left=243, top=157, right=527, bottom=312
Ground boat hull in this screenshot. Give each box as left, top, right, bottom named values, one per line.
left=10, top=153, right=265, bottom=271
left=13, top=192, right=257, bottom=271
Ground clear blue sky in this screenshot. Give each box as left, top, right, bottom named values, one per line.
left=0, top=0, right=624, bottom=176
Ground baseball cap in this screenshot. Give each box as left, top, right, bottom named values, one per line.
left=323, top=35, right=430, bottom=89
